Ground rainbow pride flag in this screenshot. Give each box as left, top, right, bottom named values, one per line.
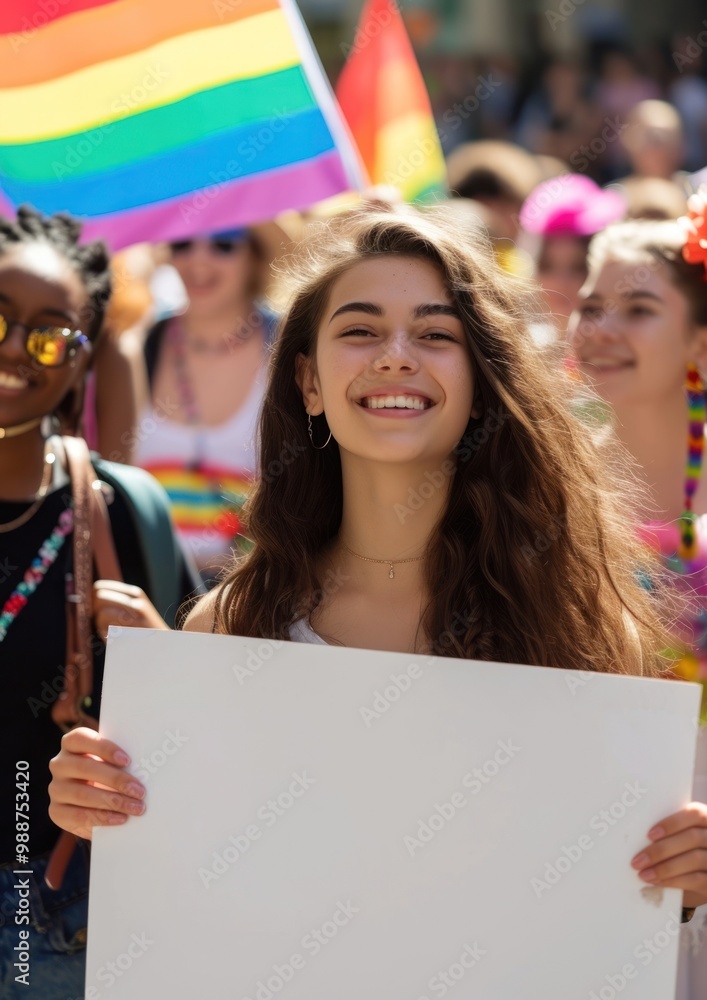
left=0, top=0, right=364, bottom=248
left=335, top=0, right=445, bottom=202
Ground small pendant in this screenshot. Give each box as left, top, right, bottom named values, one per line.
left=388, top=563, right=394, bottom=580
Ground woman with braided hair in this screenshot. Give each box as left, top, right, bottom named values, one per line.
left=0, top=206, right=199, bottom=997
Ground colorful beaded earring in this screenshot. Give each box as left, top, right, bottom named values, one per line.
left=678, top=363, right=706, bottom=561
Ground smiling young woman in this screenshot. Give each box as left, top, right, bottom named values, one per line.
left=568, top=200, right=707, bottom=993
left=137, top=229, right=278, bottom=582
left=0, top=206, right=200, bottom=999
left=49, top=207, right=707, bottom=957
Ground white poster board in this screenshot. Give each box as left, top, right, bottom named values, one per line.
left=86, top=628, right=700, bottom=1000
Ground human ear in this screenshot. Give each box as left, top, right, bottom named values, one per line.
left=295, top=351, right=324, bottom=415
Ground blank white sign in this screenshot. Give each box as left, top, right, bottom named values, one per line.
left=86, top=628, right=700, bottom=1000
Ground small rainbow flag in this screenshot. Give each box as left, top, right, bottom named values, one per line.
left=335, top=0, right=445, bottom=202
left=0, top=0, right=364, bottom=248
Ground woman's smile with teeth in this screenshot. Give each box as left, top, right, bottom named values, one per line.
left=0, top=370, right=28, bottom=389
left=360, top=395, right=431, bottom=409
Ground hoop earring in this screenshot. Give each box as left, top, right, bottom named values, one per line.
left=679, top=363, right=706, bottom=561
left=307, top=412, right=332, bottom=450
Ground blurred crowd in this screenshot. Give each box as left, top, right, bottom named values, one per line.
left=425, top=37, right=707, bottom=176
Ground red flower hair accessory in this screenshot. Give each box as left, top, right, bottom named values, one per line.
left=679, top=186, right=707, bottom=277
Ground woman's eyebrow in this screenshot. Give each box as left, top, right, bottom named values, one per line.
left=39, top=307, right=77, bottom=323
left=413, top=303, right=460, bottom=319
left=328, top=301, right=460, bottom=323
left=329, top=301, right=383, bottom=322
left=0, top=290, right=76, bottom=324
left=622, top=290, right=663, bottom=303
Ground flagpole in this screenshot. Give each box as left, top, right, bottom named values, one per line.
left=277, top=0, right=369, bottom=192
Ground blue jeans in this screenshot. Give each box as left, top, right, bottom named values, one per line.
left=0, top=845, right=88, bottom=999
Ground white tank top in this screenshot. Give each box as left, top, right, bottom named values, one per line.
left=288, top=618, right=328, bottom=645
left=135, top=372, right=265, bottom=568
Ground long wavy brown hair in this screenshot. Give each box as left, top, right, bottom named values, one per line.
left=214, top=207, right=671, bottom=675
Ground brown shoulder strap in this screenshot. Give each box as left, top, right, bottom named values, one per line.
left=51, top=435, right=122, bottom=733
left=48, top=436, right=124, bottom=891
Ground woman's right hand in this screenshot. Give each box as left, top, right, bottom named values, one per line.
left=48, top=728, right=146, bottom=840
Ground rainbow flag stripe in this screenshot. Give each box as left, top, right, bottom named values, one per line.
left=335, top=0, right=445, bottom=203
left=0, top=0, right=363, bottom=248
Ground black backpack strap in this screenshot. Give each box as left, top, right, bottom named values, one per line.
left=92, top=457, right=202, bottom=624
left=144, top=317, right=171, bottom=390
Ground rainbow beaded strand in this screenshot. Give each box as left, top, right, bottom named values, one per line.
left=679, top=365, right=707, bottom=561
left=0, top=507, right=73, bottom=641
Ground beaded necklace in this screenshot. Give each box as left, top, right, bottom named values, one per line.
left=678, top=364, right=706, bottom=561
left=0, top=507, right=73, bottom=642
left=656, top=364, right=707, bottom=722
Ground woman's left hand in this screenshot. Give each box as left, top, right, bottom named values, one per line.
left=631, top=803, right=707, bottom=909
left=93, top=580, right=170, bottom=639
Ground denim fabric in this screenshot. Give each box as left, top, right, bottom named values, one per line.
left=0, top=845, right=88, bottom=999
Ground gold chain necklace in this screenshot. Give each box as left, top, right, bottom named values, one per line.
left=0, top=452, right=54, bottom=534
left=0, top=416, right=43, bottom=440
left=341, top=542, right=425, bottom=580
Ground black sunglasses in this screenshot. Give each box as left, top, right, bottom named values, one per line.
left=169, top=238, right=246, bottom=255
